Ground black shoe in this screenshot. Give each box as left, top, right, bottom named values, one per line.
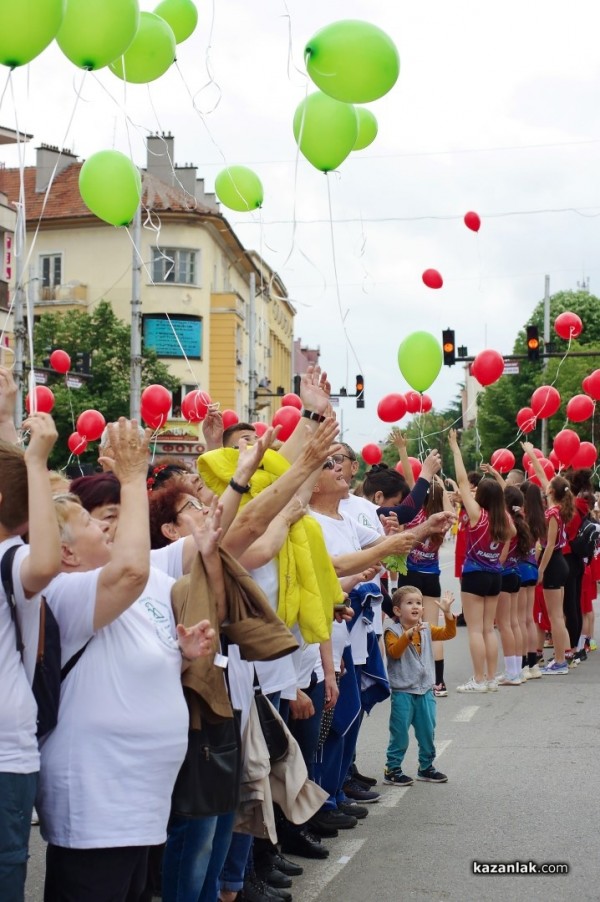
left=342, top=780, right=380, bottom=803
left=350, top=764, right=378, bottom=787
left=270, top=852, right=303, bottom=877
left=309, top=809, right=358, bottom=832
left=574, top=649, right=588, bottom=662
left=255, top=860, right=293, bottom=889
left=416, top=765, right=448, bottom=783
left=338, top=800, right=369, bottom=819
left=306, top=816, right=338, bottom=838
left=243, top=871, right=292, bottom=901
left=280, top=829, right=329, bottom=860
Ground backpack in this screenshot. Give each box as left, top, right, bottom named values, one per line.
left=569, top=516, right=600, bottom=563
left=2, top=545, right=89, bottom=738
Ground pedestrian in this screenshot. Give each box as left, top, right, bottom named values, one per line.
left=383, top=586, right=456, bottom=786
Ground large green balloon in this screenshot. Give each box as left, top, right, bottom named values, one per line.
left=305, top=20, right=400, bottom=104
left=56, top=0, right=139, bottom=70
left=397, top=332, right=442, bottom=392
left=293, top=91, right=357, bottom=172
left=154, top=0, right=197, bottom=44
left=215, top=166, right=263, bottom=213
left=353, top=107, right=378, bottom=151
left=0, top=0, right=65, bottom=68
left=79, top=150, right=142, bottom=227
left=109, top=12, right=175, bottom=83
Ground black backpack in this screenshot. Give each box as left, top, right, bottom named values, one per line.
left=569, top=516, right=600, bottom=563
left=2, top=545, right=88, bottom=738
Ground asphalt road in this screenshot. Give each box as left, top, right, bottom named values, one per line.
left=25, top=541, right=600, bottom=901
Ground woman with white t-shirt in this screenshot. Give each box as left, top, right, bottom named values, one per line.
left=38, top=420, right=217, bottom=902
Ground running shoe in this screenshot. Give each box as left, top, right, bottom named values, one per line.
left=416, top=766, right=448, bottom=783
left=383, top=769, right=414, bottom=786
left=541, top=661, right=568, bottom=675
left=433, top=682, right=448, bottom=697
left=589, top=639, right=597, bottom=651
left=527, top=664, right=542, bottom=679
left=456, top=677, right=488, bottom=693
left=498, top=673, right=523, bottom=686
left=486, top=677, right=499, bottom=691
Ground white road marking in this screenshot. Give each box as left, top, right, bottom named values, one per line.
left=290, top=837, right=367, bottom=902
left=436, top=739, right=452, bottom=757
left=453, top=705, right=479, bottom=722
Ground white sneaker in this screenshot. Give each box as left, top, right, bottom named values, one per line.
left=456, top=677, right=488, bottom=693
left=498, top=673, right=523, bottom=686
left=521, top=667, right=533, bottom=681
left=527, top=664, right=542, bottom=679
left=486, top=677, right=499, bottom=692
left=31, top=807, right=39, bottom=826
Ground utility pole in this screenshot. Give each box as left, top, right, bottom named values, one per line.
left=13, top=213, right=26, bottom=428
left=248, top=271, right=256, bottom=420
left=130, top=204, right=142, bottom=421
left=541, top=274, right=550, bottom=456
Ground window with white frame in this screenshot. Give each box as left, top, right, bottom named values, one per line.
left=40, top=254, right=62, bottom=289
left=152, top=247, right=198, bottom=285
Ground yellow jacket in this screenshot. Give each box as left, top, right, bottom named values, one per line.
left=198, top=448, right=342, bottom=642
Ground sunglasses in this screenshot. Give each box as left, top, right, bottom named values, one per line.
left=176, top=498, right=205, bottom=516
left=322, top=457, right=336, bottom=470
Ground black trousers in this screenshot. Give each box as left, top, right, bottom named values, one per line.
left=44, top=844, right=150, bottom=902
left=563, top=553, right=584, bottom=649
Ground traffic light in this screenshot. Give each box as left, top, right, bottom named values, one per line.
left=442, top=329, right=456, bottom=366
left=356, top=374, right=365, bottom=408
left=526, top=325, right=540, bottom=361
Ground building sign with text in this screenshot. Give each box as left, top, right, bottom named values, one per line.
left=143, top=314, right=202, bottom=359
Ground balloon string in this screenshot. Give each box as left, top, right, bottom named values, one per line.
left=280, top=0, right=311, bottom=84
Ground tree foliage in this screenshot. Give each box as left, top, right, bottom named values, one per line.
left=31, top=301, right=179, bottom=469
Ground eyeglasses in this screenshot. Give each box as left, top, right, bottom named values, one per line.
left=331, top=453, right=355, bottom=464
left=176, top=498, right=205, bottom=516
left=322, top=458, right=336, bottom=470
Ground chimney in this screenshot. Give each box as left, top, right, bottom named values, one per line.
left=36, top=144, right=78, bottom=193
left=174, top=164, right=197, bottom=196
left=195, top=177, right=219, bottom=212
left=146, top=132, right=175, bottom=184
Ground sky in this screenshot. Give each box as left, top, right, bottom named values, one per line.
left=2, top=0, right=600, bottom=451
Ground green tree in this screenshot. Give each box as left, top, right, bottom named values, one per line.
left=477, top=289, right=600, bottom=458
left=31, top=301, right=180, bottom=469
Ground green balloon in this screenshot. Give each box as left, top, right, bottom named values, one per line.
left=79, top=150, right=142, bottom=227
left=353, top=107, right=378, bottom=151
left=56, top=0, right=139, bottom=71
left=397, top=331, right=442, bottom=392
left=293, top=91, right=357, bottom=172
left=215, top=166, right=263, bottom=213
left=305, top=19, right=400, bottom=104
left=109, top=12, right=175, bottom=83
left=0, top=0, right=65, bottom=68
left=154, top=0, right=197, bottom=44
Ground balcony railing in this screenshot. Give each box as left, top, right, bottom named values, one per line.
left=37, top=283, right=88, bottom=305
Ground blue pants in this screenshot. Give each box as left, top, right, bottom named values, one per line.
left=386, top=690, right=436, bottom=773
left=314, top=659, right=361, bottom=808
left=163, top=811, right=235, bottom=902
left=0, top=771, right=37, bottom=902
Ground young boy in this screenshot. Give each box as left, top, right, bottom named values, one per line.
left=383, top=585, right=456, bottom=786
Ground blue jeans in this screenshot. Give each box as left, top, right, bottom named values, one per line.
left=163, top=812, right=235, bottom=902
left=386, top=689, right=436, bottom=773
left=0, top=771, right=38, bottom=902
left=220, top=832, right=253, bottom=894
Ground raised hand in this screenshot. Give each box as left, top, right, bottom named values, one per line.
left=22, top=412, right=58, bottom=464
left=421, top=449, right=442, bottom=480
left=298, top=416, right=340, bottom=470
left=380, top=512, right=401, bottom=534
left=0, top=366, right=17, bottom=423
left=435, top=590, right=455, bottom=617
left=185, top=495, right=223, bottom=557
left=202, top=405, right=224, bottom=451
left=388, top=427, right=406, bottom=450
left=98, top=418, right=150, bottom=483
left=235, top=426, right=278, bottom=483
left=299, top=364, right=331, bottom=415
left=448, top=429, right=459, bottom=451
left=177, top=620, right=216, bottom=661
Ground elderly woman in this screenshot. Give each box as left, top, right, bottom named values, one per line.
left=37, top=420, right=217, bottom=902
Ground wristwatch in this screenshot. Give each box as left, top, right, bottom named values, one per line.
left=301, top=408, right=326, bottom=423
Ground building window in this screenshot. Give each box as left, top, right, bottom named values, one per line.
left=152, top=248, right=198, bottom=285
left=40, top=254, right=62, bottom=288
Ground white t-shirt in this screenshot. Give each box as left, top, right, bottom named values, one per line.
left=38, top=565, right=189, bottom=849
left=339, top=494, right=385, bottom=635
left=250, top=560, right=297, bottom=698
left=0, top=537, right=41, bottom=774
left=310, top=509, right=380, bottom=664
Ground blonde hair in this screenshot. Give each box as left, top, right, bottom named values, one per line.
left=52, top=493, right=82, bottom=543
left=391, top=585, right=423, bottom=609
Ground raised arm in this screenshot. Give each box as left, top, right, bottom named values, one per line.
left=331, top=531, right=417, bottom=577
left=479, top=462, right=506, bottom=488
left=0, top=367, right=18, bottom=444
left=93, top=419, right=152, bottom=630
left=389, top=428, right=414, bottom=489
left=448, top=429, right=480, bottom=525
left=278, top=365, right=332, bottom=464
left=521, top=441, right=550, bottom=493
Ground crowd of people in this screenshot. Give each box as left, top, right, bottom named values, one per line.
left=0, top=362, right=597, bottom=902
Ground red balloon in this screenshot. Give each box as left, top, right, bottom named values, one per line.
left=464, top=211, right=481, bottom=232
left=362, top=443, right=382, bottom=465
left=377, top=393, right=407, bottom=423
left=527, top=457, right=555, bottom=482
left=272, top=405, right=301, bottom=441
left=395, top=456, right=422, bottom=480
left=422, top=268, right=443, bottom=289
left=181, top=390, right=211, bottom=423
left=252, top=421, right=268, bottom=437
left=553, top=429, right=580, bottom=467
left=522, top=447, right=543, bottom=470
left=221, top=409, right=239, bottom=429
left=472, top=349, right=504, bottom=387
left=281, top=393, right=302, bottom=410
left=141, top=404, right=168, bottom=430
left=25, top=386, right=55, bottom=414
left=49, top=349, right=71, bottom=374
left=585, top=370, right=600, bottom=401
left=67, top=432, right=88, bottom=455
left=490, top=448, right=515, bottom=474
left=141, top=384, right=172, bottom=416
left=76, top=409, right=106, bottom=441
left=571, top=441, right=597, bottom=469
left=554, top=311, right=583, bottom=341
left=548, top=449, right=560, bottom=470
left=530, top=385, right=561, bottom=419
left=582, top=375, right=593, bottom=396
left=404, top=391, right=422, bottom=414
left=516, top=407, right=536, bottom=434
left=566, top=394, right=594, bottom=423
left=420, top=393, right=433, bottom=413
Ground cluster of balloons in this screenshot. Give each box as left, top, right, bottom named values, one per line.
left=377, top=391, right=432, bottom=423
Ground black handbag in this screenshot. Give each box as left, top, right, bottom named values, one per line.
left=253, top=671, right=288, bottom=764
left=171, top=710, right=242, bottom=818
